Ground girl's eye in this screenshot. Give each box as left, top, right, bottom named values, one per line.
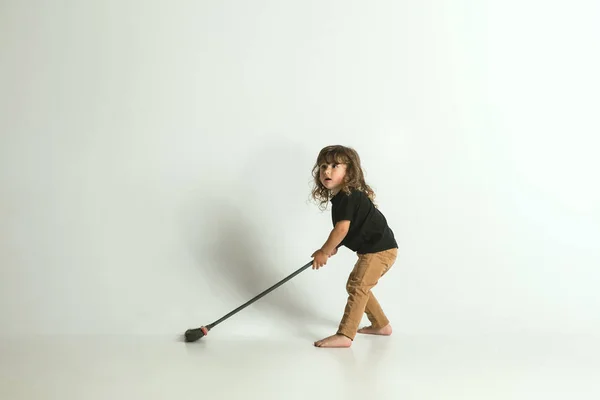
left=320, top=163, right=339, bottom=169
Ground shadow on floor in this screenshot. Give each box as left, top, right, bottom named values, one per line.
left=181, top=195, right=338, bottom=342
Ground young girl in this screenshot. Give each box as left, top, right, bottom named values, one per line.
left=310, top=145, right=398, bottom=348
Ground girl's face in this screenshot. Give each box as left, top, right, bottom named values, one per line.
left=319, top=160, right=347, bottom=193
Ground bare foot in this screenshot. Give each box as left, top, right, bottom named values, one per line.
left=314, top=334, right=352, bottom=348
left=357, top=324, right=393, bottom=336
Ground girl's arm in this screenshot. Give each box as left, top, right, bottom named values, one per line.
left=320, top=220, right=350, bottom=255
left=311, top=220, right=350, bottom=269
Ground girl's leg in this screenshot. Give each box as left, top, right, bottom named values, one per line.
left=314, top=248, right=397, bottom=347
left=360, top=248, right=397, bottom=334
left=363, top=292, right=391, bottom=330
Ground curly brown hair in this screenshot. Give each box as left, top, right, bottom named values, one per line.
left=310, top=145, right=376, bottom=210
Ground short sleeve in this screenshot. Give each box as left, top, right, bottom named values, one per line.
left=336, top=191, right=359, bottom=222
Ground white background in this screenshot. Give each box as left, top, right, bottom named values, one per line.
left=1, top=0, right=599, bottom=339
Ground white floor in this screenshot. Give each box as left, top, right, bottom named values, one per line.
left=1, top=333, right=599, bottom=400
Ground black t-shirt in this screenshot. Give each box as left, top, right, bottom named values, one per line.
left=331, top=189, right=398, bottom=254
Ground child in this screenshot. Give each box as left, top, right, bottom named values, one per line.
left=310, top=145, right=398, bottom=348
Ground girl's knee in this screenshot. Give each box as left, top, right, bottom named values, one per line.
left=346, top=282, right=371, bottom=296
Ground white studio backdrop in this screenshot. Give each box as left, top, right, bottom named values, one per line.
left=1, top=0, right=598, bottom=338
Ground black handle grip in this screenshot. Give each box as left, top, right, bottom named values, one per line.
left=183, top=260, right=313, bottom=343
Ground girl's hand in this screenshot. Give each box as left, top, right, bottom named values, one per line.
left=311, top=249, right=329, bottom=269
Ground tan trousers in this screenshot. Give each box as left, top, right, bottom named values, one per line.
left=337, top=248, right=398, bottom=340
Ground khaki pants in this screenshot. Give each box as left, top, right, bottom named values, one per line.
left=337, top=248, right=398, bottom=340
